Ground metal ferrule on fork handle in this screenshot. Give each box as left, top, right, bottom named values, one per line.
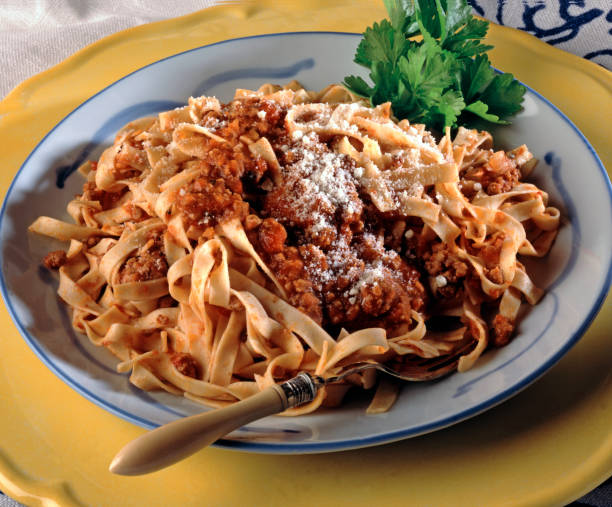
left=279, top=372, right=320, bottom=408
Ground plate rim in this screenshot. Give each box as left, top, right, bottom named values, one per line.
left=0, top=1, right=611, bottom=503
left=1, top=30, right=611, bottom=455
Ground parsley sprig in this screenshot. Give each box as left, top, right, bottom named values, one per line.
left=343, top=0, right=526, bottom=131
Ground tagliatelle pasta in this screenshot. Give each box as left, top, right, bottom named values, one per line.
left=30, top=81, right=559, bottom=414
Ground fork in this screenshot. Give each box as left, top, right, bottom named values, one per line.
left=109, top=346, right=469, bottom=475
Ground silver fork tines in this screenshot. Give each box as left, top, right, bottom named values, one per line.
left=279, top=343, right=473, bottom=409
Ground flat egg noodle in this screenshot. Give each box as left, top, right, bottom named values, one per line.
left=29, top=81, right=560, bottom=414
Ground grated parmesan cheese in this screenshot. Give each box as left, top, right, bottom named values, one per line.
left=279, top=131, right=362, bottom=234
left=435, top=275, right=448, bottom=288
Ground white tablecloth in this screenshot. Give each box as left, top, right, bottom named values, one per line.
left=0, top=0, right=235, bottom=99
left=0, top=1, right=610, bottom=506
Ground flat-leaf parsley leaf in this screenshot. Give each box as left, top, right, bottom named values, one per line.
left=343, top=0, right=526, bottom=131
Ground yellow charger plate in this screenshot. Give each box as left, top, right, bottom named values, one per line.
left=0, top=1, right=610, bottom=505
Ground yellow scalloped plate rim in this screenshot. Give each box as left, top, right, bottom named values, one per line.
left=0, top=1, right=610, bottom=506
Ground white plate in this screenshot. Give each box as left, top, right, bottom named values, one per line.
left=1, top=32, right=610, bottom=453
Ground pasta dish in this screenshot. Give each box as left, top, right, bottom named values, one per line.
left=29, top=81, right=560, bottom=415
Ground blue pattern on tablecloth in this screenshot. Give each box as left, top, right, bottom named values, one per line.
left=468, top=0, right=612, bottom=69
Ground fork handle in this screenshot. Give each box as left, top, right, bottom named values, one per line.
left=109, top=373, right=318, bottom=475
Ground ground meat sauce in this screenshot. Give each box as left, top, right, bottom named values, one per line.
left=43, top=250, right=67, bottom=269
left=257, top=218, right=287, bottom=254
left=118, top=230, right=168, bottom=283
left=263, top=132, right=363, bottom=249
left=246, top=218, right=323, bottom=323
left=491, top=314, right=514, bottom=347
left=216, top=97, right=430, bottom=333
left=58, top=96, right=517, bottom=344
left=423, top=241, right=469, bottom=301
left=299, top=234, right=426, bottom=332
left=171, top=352, right=200, bottom=379
left=82, top=180, right=127, bottom=210
left=460, top=150, right=521, bottom=196
left=174, top=177, right=249, bottom=231
left=478, top=233, right=506, bottom=284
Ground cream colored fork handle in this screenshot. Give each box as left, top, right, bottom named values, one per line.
left=109, top=385, right=288, bottom=476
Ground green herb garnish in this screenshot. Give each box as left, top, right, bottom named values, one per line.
left=343, top=0, right=526, bottom=131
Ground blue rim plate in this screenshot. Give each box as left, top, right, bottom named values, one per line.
left=1, top=32, right=611, bottom=453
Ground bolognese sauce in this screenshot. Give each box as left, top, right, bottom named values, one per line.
left=31, top=83, right=561, bottom=413
left=68, top=94, right=522, bottom=339
left=163, top=96, right=429, bottom=334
